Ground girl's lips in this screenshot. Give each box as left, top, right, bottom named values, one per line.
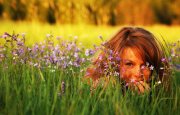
left=127, top=78, right=144, bottom=83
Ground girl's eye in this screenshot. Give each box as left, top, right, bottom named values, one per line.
left=125, top=63, right=133, bottom=67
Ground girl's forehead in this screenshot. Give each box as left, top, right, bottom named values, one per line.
left=120, top=47, right=144, bottom=63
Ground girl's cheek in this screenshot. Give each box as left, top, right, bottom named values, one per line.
left=120, top=67, right=131, bottom=81
left=143, top=71, right=151, bottom=81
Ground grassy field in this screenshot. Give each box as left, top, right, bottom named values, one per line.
left=0, top=20, right=180, bottom=115
left=0, top=20, right=180, bottom=47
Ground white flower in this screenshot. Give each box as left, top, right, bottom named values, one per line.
left=69, top=61, right=73, bottom=65
left=74, top=36, right=78, bottom=39
left=149, top=65, right=154, bottom=70
left=34, top=63, right=38, bottom=67
left=157, top=81, right=161, bottom=84
left=160, top=67, right=164, bottom=70
left=50, top=69, right=55, bottom=72
left=114, top=71, right=119, bottom=76
left=146, top=62, right=149, bottom=66
left=74, top=53, right=78, bottom=58
left=85, top=49, right=89, bottom=56
left=46, top=34, right=51, bottom=38
left=130, top=78, right=136, bottom=83
left=98, top=55, right=103, bottom=60
left=21, top=32, right=26, bottom=37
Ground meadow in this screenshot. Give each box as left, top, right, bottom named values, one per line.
left=0, top=20, right=180, bottom=115
left=0, top=20, right=180, bottom=47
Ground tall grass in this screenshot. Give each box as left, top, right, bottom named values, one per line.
left=0, top=63, right=179, bottom=115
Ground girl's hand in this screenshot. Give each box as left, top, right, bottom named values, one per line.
left=134, top=81, right=150, bottom=93
left=128, top=81, right=150, bottom=94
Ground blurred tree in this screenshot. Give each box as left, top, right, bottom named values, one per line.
left=84, top=0, right=120, bottom=25
left=26, top=0, right=40, bottom=21
left=152, top=0, right=174, bottom=25
left=116, top=0, right=154, bottom=25
left=84, top=0, right=100, bottom=25
left=35, top=0, right=49, bottom=22
left=171, top=0, right=180, bottom=24
left=99, top=0, right=119, bottom=25
left=0, top=0, right=3, bottom=17
left=55, top=0, right=80, bottom=24
left=0, top=0, right=180, bottom=25
left=47, top=5, right=56, bottom=24
left=47, top=0, right=57, bottom=24
left=6, top=0, right=28, bottom=20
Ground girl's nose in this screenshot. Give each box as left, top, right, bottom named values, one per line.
left=132, top=66, right=142, bottom=79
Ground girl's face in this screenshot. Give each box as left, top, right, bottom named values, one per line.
left=119, top=48, right=151, bottom=92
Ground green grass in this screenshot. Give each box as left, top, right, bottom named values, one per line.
left=0, top=62, right=179, bottom=115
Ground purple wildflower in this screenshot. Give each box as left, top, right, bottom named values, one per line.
left=115, top=57, right=121, bottom=62
left=2, top=34, right=8, bottom=39
left=17, top=48, right=24, bottom=56
left=74, top=52, right=78, bottom=58
left=89, top=49, right=95, bottom=56
left=17, top=40, right=24, bottom=46
left=108, top=56, right=113, bottom=61
left=2, top=32, right=11, bottom=38
left=161, top=58, right=166, bottom=62
left=74, top=62, right=80, bottom=67
left=21, top=33, right=26, bottom=37
left=67, top=44, right=72, bottom=51
left=0, top=54, right=4, bottom=58
left=98, top=35, right=103, bottom=41
left=174, top=64, right=180, bottom=71
left=141, top=65, right=145, bottom=70
left=98, top=55, right=103, bottom=60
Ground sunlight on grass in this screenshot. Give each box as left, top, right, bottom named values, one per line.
left=0, top=20, right=179, bottom=48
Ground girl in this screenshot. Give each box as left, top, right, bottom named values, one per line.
left=85, top=27, right=170, bottom=94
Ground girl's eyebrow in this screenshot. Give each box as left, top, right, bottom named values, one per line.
left=123, top=59, right=133, bottom=63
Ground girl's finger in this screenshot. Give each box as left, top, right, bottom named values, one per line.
left=139, top=81, right=150, bottom=91
left=135, top=82, right=145, bottom=93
